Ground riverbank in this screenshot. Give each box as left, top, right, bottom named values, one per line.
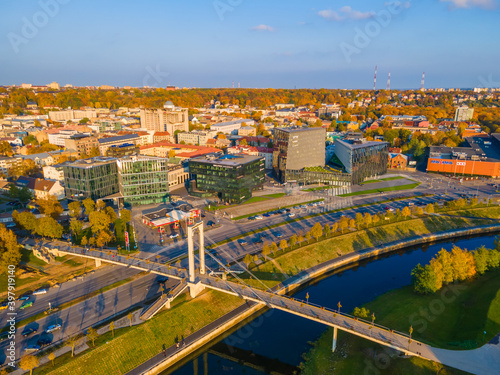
left=300, top=265, right=500, bottom=374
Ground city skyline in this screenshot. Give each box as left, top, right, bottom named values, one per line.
left=1, top=0, right=499, bottom=89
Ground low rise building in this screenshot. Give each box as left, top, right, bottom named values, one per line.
left=98, top=134, right=140, bottom=155
left=211, top=119, right=255, bottom=134
left=16, top=176, right=65, bottom=200
left=176, top=131, right=216, bottom=146
left=65, top=135, right=99, bottom=157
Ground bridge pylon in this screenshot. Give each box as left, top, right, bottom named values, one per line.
left=187, top=221, right=206, bottom=298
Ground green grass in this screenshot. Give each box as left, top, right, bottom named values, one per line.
left=20, top=247, right=48, bottom=267
left=339, top=182, right=421, bottom=197
left=0, top=274, right=42, bottom=296
left=42, top=290, right=244, bottom=375
left=300, top=328, right=470, bottom=375
left=301, top=269, right=500, bottom=375
left=362, top=176, right=406, bottom=184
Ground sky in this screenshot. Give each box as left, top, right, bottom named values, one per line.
left=0, top=0, right=499, bottom=89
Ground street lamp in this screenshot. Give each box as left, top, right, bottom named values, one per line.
left=337, top=301, right=342, bottom=314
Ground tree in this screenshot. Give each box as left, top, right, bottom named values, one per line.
left=110, top=321, right=115, bottom=338
left=372, top=214, right=380, bottom=226
left=425, top=203, right=434, bottom=214
left=18, top=186, right=32, bottom=204
left=0, top=141, right=13, bottom=156
left=19, top=355, right=39, bottom=375
left=96, top=230, right=114, bottom=248
left=270, top=242, right=278, bottom=255
left=69, top=218, right=83, bottom=239
left=79, top=117, right=90, bottom=124
left=355, top=212, right=364, bottom=229
left=450, top=246, right=476, bottom=281
left=289, top=234, right=297, bottom=248
left=243, top=253, right=253, bottom=267
left=331, top=222, right=338, bottom=233
left=353, top=307, right=370, bottom=319
left=473, top=246, right=490, bottom=275
left=349, top=218, right=356, bottom=231
left=240, top=138, right=248, bottom=146
left=48, top=352, right=56, bottom=367
left=279, top=239, right=288, bottom=253
left=105, top=206, right=117, bottom=222
left=323, top=224, right=331, bottom=237
left=89, top=211, right=111, bottom=234
left=119, top=209, right=132, bottom=223
left=411, top=264, right=440, bottom=294
left=81, top=236, right=88, bottom=247
left=68, top=201, right=82, bottom=218
left=96, top=200, right=106, bottom=211
left=311, top=222, right=323, bottom=241
left=36, top=196, right=63, bottom=219
left=67, top=335, right=79, bottom=357
left=305, top=231, right=312, bottom=243
left=35, top=217, right=63, bottom=239
left=82, top=198, right=95, bottom=215
left=338, top=216, right=349, bottom=233
left=87, top=327, right=98, bottom=347
left=436, top=249, right=454, bottom=285
left=402, top=206, right=411, bottom=220
left=363, top=212, right=372, bottom=227
left=127, top=312, right=133, bottom=327
left=262, top=242, right=270, bottom=257
left=12, top=210, right=37, bottom=232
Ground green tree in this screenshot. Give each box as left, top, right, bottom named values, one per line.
left=67, top=335, right=79, bottom=357
left=353, top=307, right=370, bottom=319
left=338, top=216, right=349, bottom=233
left=355, top=212, right=364, bottom=229
left=262, top=242, right=270, bottom=258
left=68, top=201, right=82, bottom=218
left=69, top=218, right=83, bottom=239
left=81, top=236, right=88, bottom=247
left=36, top=196, right=63, bottom=219
left=425, top=203, right=434, bottom=214
left=289, top=234, right=298, bottom=248
left=89, top=211, right=111, bottom=234
left=19, top=355, right=39, bottom=375
left=323, top=224, right=331, bottom=237
left=12, top=210, right=37, bottom=232
left=311, top=222, right=323, bottom=241
left=18, top=186, right=32, bottom=204
left=411, top=264, right=440, bottom=294
left=473, top=246, right=490, bottom=275
left=86, top=327, right=98, bottom=347
left=270, top=242, right=278, bottom=255
left=82, top=198, right=96, bottom=215
left=110, top=321, right=115, bottom=338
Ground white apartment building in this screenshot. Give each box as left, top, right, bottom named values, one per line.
left=140, top=101, right=189, bottom=134
left=211, top=119, right=255, bottom=134
left=48, top=109, right=97, bottom=122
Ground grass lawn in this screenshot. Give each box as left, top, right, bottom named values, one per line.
left=339, top=182, right=421, bottom=197
left=301, top=269, right=500, bottom=375
left=20, top=247, right=48, bottom=268
left=446, top=206, right=500, bottom=219
left=300, top=328, right=471, bottom=375
left=363, top=176, right=406, bottom=184
left=238, top=214, right=494, bottom=290
left=43, top=290, right=244, bottom=375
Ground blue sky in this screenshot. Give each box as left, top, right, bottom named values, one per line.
left=0, top=0, right=499, bottom=89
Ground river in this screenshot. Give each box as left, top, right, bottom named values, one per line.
left=167, top=233, right=499, bottom=375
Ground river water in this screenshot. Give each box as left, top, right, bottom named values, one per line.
left=168, top=234, right=498, bottom=375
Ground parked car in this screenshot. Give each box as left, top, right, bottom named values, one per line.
left=247, top=216, right=256, bottom=220
left=156, top=277, right=168, bottom=284
left=263, top=213, right=271, bottom=217
left=255, top=215, right=263, bottom=220
left=21, top=327, right=37, bottom=337
left=253, top=238, right=263, bottom=244
left=169, top=233, right=179, bottom=239
left=17, top=295, right=30, bottom=301
left=272, top=232, right=283, bottom=238
left=33, top=288, right=47, bottom=295
left=45, top=324, right=61, bottom=334
left=24, top=345, right=41, bottom=353
left=287, top=213, right=295, bottom=218
left=37, top=337, right=52, bottom=346
left=20, top=301, right=33, bottom=310
left=237, top=239, right=248, bottom=246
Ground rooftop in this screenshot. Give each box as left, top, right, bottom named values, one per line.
left=275, top=126, right=325, bottom=133
left=336, top=138, right=389, bottom=150
left=190, top=153, right=263, bottom=167
left=98, top=134, right=139, bottom=144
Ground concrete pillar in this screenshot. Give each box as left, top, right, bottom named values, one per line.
left=165, top=299, right=171, bottom=309
left=199, top=225, right=205, bottom=275
left=187, top=226, right=195, bottom=283
left=188, top=281, right=205, bottom=298
left=203, top=352, right=208, bottom=375
left=95, top=258, right=102, bottom=267
left=193, top=357, right=198, bottom=375
left=332, top=327, right=338, bottom=352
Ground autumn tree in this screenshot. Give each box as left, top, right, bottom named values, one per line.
left=48, top=352, right=56, bottom=367
left=119, top=209, right=132, bottom=223
left=270, top=242, right=278, bottom=255
left=127, top=312, right=133, bottom=327
left=68, top=201, right=82, bottom=218
left=69, top=218, right=83, bottom=239
left=372, top=213, right=380, bottom=226
left=36, top=196, right=63, bottom=219
left=349, top=218, right=356, bottom=231
left=311, top=222, right=323, bottom=241
left=425, top=203, right=434, bottom=214
left=82, top=198, right=95, bottom=215
left=363, top=212, right=372, bottom=227
left=402, top=206, right=411, bottom=220
left=110, top=321, right=115, bottom=338
left=331, top=222, right=338, bottom=233
left=105, top=206, right=117, bottom=222
left=0, top=224, right=21, bottom=271
left=262, top=242, right=270, bottom=258
left=243, top=253, right=253, bottom=267
left=12, top=210, right=37, bottom=233
left=19, top=355, right=39, bottom=375
left=289, top=234, right=298, bottom=248
left=305, top=231, right=312, bottom=243
left=355, top=212, right=364, bottom=229
left=67, top=335, right=79, bottom=357
left=338, top=216, right=349, bottom=233
left=35, top=217, right=63, bottom=239
left=86, top=327, right=98, bottom=347
left=450, top=246, right=476, bottom=281
left=323, top=224, right=331, bottom=237
left=96, top=200, right=106, bottom=212
left=89, top=211, right=112, bottom=234
left=279, top=239, right=288, bottom=252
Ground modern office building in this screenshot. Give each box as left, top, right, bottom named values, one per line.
left=273, top=127, right=326, bottom=183
left=106, top=143, right=140, bottom=157
left=98, top=134, right=140, bottom=155
left=116, top=156, right=169, bottom=206
left=63, top=157, right=119, bottom=200
left=210, top=119, right=255, bottom=134
left=63, top=156, right=169, bottom=205
left=140, top=101, right=189, bottom=134
left=454, top=106, right=474, bottom=122
left=65, top=134, right=99, bottom=157
left=335, top=136, right=389, bottom=184
left=189, top=153, right=265, bottom=203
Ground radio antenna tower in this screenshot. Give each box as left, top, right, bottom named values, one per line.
left=373, top=65, right=377, bottom=91
left=420, top=72, right=425, bottom=90
left=386, top=72, right=391, bottom=91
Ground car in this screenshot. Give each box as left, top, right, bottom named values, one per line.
left=45, top=324, right=61, bottom=334
left=260, top=233, right=268, bottom=237
left=263, top=213, right=271, bottom=217
left=207, top=220, right=215, bottom=226
left=20, top=301, right=33, bottom=310
left=285, top=208, right=291, bottom=212
left=156, top=277, right=168, bottom=284
left=0, top=302, right=8, bottom=310
left=272, top=232, right=283, bottom=238
left=17, top=295, right=30, bottom=301
left=24, top=345, right=41, bottom=353
left=21, top=327, right=37, bottom=337
left=255, top=215, right=263, bottom=220
left=33, top=288, right=47, bottom=295
left=169, top=233, right=179, bottom=239
left=37, top=337, right=52, bottom=346
left=237, top=239, right=248, bottom=246
left=287, top=213, right=295, bottom=218
left=247, top=216, right=256, bottom=220
left=253, top=238, right=263, bottom=244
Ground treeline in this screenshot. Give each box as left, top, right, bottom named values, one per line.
left=411, top=245, right=500, bottom=294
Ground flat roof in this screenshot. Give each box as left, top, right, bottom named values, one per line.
left=275, top=126, right=325, bottom=133
left=66, top=157, right=117, bottom=169
left=190, top=153, right=263, bottom=167
left=336, top=138, right=389, bottom=150
left=429, top=136, right=500, bottom=162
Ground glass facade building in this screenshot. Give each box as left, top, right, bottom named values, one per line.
left=63, top=158, right=119, bottom=200
left=335, top=139, right=389, bottom=184
left=189, top=154, right=265, bottom=203
left=273, top=127, right=326, bottom=183
left=117, top=156, right=169, bottom=206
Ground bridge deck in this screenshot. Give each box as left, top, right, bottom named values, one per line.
left=200, top=275, right=425, bottom=356
left=140, top=279, right=188, bottom=320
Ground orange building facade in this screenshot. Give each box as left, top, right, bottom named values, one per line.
left=427, top=158, right=500, bottom=178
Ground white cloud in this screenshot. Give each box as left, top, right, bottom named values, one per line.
left=440, top=0, right=497, bottom=8
left=318, top=6, right=376, bottom=21
left=384, top=1, right=412, bottom=9
left=251, top=24, right=275, bottom=32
